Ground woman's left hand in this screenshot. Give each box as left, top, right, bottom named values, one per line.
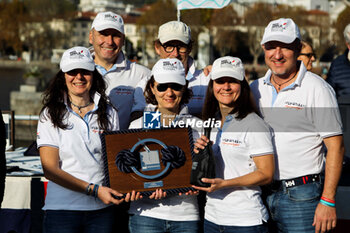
left=192, top=178, right=225, bottom=193
left=97, top=186, right=125, bottom=205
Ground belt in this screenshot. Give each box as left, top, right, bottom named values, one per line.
left=271, top=174, right=321, bottom=190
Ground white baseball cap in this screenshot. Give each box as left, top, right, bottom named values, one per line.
left=91, top=11, right=124, bottom=34
left=60, top=46, right=95, bottom=73
left=158, top=21, right=191, bottom=44
left=152, top=58, right=186, bottom=85
left=210, top=56, right=245, bottom=81
left=261, top=18, right=301, bottom=45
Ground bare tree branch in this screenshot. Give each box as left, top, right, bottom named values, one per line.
left=343, top=0, right=350, bottom=7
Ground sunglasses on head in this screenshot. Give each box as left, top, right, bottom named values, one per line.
left=66, top=69, right=92, bottom=76
left=156, top=83, right=184, bottom=92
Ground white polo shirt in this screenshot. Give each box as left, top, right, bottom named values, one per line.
left=37, top=93, right=119, bottom=211
left=96, top=51, right=151, bottom=130
left=128, top=104, right=200, bottom=221
left=250, top=63, right=343, bottom=180
left=205, top=113, right=273, bottom=226
left=131, top=57, right=210, bottom=117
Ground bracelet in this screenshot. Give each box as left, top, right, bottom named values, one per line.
left=321, top=196, right=335, bottom=204
left=92, top=184, right=99, bottom=198
left=94, top=184, right=100, bottom=198
left=85, top=183, right=93, bottom=195
left=320, top=199, right=336, bottom=208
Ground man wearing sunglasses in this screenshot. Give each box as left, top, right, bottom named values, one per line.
left=89, top=11, right=151, bottom=130
left=327, top=24, right=350, bottom=98
left=132, top=21, right=210, bottom=119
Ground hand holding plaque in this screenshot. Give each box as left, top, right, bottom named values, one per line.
left=101, top=127, right=195, bottom=196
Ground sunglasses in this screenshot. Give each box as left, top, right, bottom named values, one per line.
left=66, top=69, right=92, bottom=76
left=156, top=83, right=184, bottom=92
left=161, top=44, right=188, bottom=54
left=299, top=53, right=316, bottom=59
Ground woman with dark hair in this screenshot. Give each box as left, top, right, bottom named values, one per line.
left=37, top=46, right=136, bottom=233
left=193, top=56, right=274, bottom=233
left=128, top=58, right=201, bottom=233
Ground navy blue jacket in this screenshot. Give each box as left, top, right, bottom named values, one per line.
left=327, top=50, right=350, bottom=98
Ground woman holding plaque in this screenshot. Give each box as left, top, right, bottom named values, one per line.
left=193, top=56, right=274, bottom=233
left=37, top=46, right=136, bottom=233
left=128, top=58, right=200, bottom=233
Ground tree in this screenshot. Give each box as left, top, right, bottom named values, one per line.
left=0, top=0, right=75, bottom=59
left=23, top=0, right=76, bottom=20
left=244, top=3, right=273, bottom=26
left=0, top=0, right=25, bottom=55
left=273, top=5, right=309, bottom=26
left=121, top=0, right=157, bottom=7
left=210, top=5, right=240, bottom=56
left=335, top=6, right=350, bottom=51
left=137, top=0, right=177, bottom=27
left=181, top=8, right=213, bottom=55
left=247, top=27, right=264, bottom=66
left=243, top=3, right=274, bottom=65
left=21, top=21, right=72, bottom=60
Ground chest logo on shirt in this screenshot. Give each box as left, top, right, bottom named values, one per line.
left=91, top=126, right=104, bottom=134
left=115, top=87, right=133, bottom=95
left=222, top=138, right=242, bottom=147
left=284, top=101, right=305, bottom=110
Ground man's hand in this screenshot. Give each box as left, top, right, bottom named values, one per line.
left=203, top=65, right=212, bottom=76
left=313, top=202, right=337, bottom=233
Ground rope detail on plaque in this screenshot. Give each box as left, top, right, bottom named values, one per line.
left=115, top=150, right=140, bottom=173
left=161, top=146, right=186, bottom=168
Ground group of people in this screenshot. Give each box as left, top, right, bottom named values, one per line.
left=35, top=10, right=345, bottom=233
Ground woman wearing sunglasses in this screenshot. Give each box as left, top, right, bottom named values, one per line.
left=193, top=56, right=274, bottom=233
left=128, top=58, right=201, bottom=233
left=298, top=41, right=316, bottom=71
left=37, top=46, right=137, bottom=233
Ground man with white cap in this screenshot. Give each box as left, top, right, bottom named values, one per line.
left=132, top=21, right=210, bottom=118
left=250, top=18, right=344, bottom=233
left=89, top=11, right=151, bottom=129
left=89, top=12, right=150, bottom=232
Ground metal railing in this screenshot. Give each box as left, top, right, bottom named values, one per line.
left=14, top=115, right=39, bottom=121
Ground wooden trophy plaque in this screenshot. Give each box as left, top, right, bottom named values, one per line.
left=101, top=127, right=195, bottom=196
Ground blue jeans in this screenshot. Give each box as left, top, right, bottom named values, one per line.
left=204, top=219, right=268, bottom=233
left=129, top=214, right=200, bottom=233
left=266, top=181, right=322, bottom=233
left=43, top=206, right=115, bottom=233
